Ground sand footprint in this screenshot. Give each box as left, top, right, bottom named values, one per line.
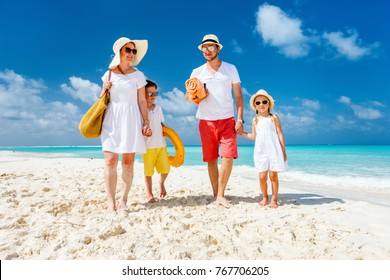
left=99, top=226, right=126, bottom=240
left=205, top=235, right=218, bottom=246
left=47, top=202, right=73, bottom=217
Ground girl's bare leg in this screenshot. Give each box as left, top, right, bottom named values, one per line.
left=259, top=171, right=269, bottom=206
left=269, top=171, right=279, bottom=208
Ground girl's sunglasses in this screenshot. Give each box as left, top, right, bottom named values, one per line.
left=255, top=100, right=269, bottom=106
left=148, top=92, right=158, bottom=97
left=124, top=47, right=137, bottom=55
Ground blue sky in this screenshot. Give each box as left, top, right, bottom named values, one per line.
left=0, top=0, right=389, bottom=146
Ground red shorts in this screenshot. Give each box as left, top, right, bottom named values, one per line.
left=199, top=117, right=238, bottom=162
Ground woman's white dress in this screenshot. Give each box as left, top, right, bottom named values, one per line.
left=254, top=116, right=286, bottom=172
left=100, top=70, right=147, bottom=154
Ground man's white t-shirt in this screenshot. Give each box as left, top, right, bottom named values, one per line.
left=190, top=61, right=241, bottom=120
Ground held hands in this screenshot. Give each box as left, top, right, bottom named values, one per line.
left=235, top=121, right=244, bottom=134
left=142, top=125, right=152, bottom=137
left=142, top=120, right=152, bottom=137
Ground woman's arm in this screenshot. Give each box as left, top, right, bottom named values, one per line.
left=137, top=86, right=152, bottom=136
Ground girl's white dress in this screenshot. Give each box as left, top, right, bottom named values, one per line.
left=254, top=116, right=287, bottom=172
left=100, top=71, right=147, bottom=154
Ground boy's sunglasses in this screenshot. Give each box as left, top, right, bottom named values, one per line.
left=124, top=47, right=137, bottom=55
left=148, top=92, right=158, bottom=97
left=255, top=100, right=269, bottom=106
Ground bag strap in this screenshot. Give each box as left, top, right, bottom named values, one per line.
left=104, top=70, right=112, bottom=95
left=100, top=70, right=112, bottom=102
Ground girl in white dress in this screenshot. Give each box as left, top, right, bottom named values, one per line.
left=100, top=37, right=152, bottom=211
left=240, top=90, right=287, bottom=208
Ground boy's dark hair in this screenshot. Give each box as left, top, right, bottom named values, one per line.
left=146, top=79, right=158, bottom=89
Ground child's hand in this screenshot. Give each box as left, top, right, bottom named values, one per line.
left=235, top=123, right=244, bottom=134
left=142, top=126, right=152, bottom=137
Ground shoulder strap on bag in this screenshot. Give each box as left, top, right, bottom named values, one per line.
left=102, top=70, right=112, bottom=104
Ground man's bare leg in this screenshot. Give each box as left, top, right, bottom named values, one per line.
left=207, top=160, right=219, bottom=198
left=215, top=157, right=233, bottom=208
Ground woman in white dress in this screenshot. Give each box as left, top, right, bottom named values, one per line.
left=239, top=90, right=287, bottom=208
left=100, top=37, right=152, bottom=211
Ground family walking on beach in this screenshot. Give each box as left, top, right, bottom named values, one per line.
left=97, top=34, right=287, bottom=212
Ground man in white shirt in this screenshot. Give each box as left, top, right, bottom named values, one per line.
left=190, top=34, right=244, bottom=208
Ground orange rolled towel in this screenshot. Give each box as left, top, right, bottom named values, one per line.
left=185, top=77, right=208, bottom=105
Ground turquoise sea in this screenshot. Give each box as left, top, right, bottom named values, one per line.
left=1, top=145, right=390, bottom=196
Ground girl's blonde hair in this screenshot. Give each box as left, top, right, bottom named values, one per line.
left=253, top=113, right=276, bottom=125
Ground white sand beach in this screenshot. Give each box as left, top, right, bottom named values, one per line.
left=1, top=151, right=390, bottom=260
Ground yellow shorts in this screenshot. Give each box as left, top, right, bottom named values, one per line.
left=142, top=147, right=170, bottom=176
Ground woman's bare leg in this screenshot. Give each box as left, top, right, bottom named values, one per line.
left=117, top=153, right=135, bottom=209
left=104, top=151, right=118, bottom=211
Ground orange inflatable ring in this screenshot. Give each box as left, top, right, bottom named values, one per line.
left=163, top=126, right=185, bottom=167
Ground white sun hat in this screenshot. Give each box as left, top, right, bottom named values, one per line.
left=109, top=37, right=148, bottom=69
left=249, top=89, right=275, bottom=111
left=197, top=34, right=223, bottom=51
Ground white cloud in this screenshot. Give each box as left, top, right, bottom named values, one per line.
left=338, top=95, right=383, bottom=120
left=254, top=4, right=377, bottom=61
left=371, top=101, right=385, bottom=107
left=350, top=104, right=382, bottom=120
left=232, top=39, right=243, bottom=54
left=323, top=30, right=374, bottom=60
left=0, top=69, right=47, bottom=107
left=338, top=95, right=351, bottom=105
left=0, top=69, right=83, bottom=145
left=301, top=98, right=321, bottom=111
left=255, top=3, right=311, bottom=58
left=61, top=76, right=101, bottom=105
left=157, top=88, right=196, bottom=115
left=278, top=111, right=317, bottom=134
left=334, top=115, right=356, bottom=129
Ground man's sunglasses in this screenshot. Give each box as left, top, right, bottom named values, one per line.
left=201, top=45, right=216, bottom=53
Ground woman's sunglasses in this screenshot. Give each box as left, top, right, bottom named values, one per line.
left=255, top=100, right=269, bottom=106
left=148, top=92, right=158, bottom=97
left=124, top=47, right=137, bottom=55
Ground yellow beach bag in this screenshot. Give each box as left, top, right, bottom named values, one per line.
left=78, top=71, right=111, bottom=139
left=78, top=92, right=110, bottom=138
